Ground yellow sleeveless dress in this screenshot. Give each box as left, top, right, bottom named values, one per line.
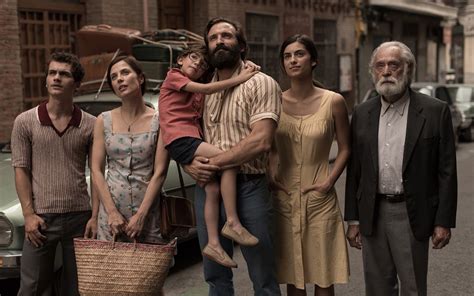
left=273, top=90, right=349, bottom=289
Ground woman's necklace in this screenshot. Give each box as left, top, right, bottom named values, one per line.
left=120, top=108, right=142, bottom=132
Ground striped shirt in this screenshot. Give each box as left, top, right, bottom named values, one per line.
left=203, top=63, right=282, bottom=174
left=11, top=102, right=95, bottom=214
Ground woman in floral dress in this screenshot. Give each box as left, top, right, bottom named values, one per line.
left=91, top=55, right=169, bottom=243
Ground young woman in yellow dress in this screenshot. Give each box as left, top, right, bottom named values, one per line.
left=269, top=34, right=351, bottom=296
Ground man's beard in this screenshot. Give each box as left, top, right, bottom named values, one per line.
left=374, top=70, right=409, bottom=99
left=210, top=43, right=241, bottom=69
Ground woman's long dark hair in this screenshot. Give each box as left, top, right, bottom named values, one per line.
left=279, top=34, right=325, bottom=88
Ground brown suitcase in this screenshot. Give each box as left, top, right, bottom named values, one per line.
left=76, top=24, right=141, bottom=57
left=79, top=52, right=115, bottom=93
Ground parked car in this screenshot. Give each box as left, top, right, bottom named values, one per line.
left=0, top=90, right=196, bottom=280
left=361, top=83, right=463, bottom=144
left=446, top=84, right=474, bottom=141
left=411, top=82, right=463, bottom=144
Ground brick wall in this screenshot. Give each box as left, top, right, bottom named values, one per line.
left=0, top=0, right=23, bottom=145
left=85, top=0, right=158, bottom=31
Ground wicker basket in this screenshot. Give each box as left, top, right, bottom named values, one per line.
left=74, top=237, right=177, bottom=295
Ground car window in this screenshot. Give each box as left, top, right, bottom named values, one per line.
left=76, top=101, right=155, bottom=117
left=453, top=87, right=474, bottom=103
left=76, top=102, right=122, bottom=117
left=414, top=87, right=432, bottom=96
left=435, top=87, right=452, bottom=104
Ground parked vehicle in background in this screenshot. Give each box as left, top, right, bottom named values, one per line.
left=446, top=84, right=474, bottom=142
left=411, top=82, right=462, bottom=144
left=360, top=82, right=463, bottom=145
left=0, top=90, right=196, bottom=281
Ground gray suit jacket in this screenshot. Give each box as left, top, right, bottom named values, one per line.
left=345, top=89, right=457, bottom=241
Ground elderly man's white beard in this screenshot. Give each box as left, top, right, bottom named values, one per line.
left=374, top=71, right=409, bottom=98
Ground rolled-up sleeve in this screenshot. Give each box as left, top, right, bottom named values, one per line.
left=246, top=74, right=282, bottom=126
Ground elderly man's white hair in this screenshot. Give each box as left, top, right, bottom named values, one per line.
left=369, top=41, right=416, bottom=85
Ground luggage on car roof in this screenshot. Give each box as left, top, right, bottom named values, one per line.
left=76, top=24, right=141, bottom=57
left=78, top=52, right=115, bottom=93
left=132, top=44, right=182, bottom=63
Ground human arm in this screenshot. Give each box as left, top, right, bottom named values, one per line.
left=90, top=115, right=127, bottom=235
left=209, top=118, right=277, bottom=169
left=14, top=167, right=47, bottom=247
left=182, top=65, right=258, bottom=95
left=84, top=142, right=100, bottom=238
left=345, top=107, right=362, bottom=248
left=302, top=93, right=351, bottom=194
left=182, top=156, right=220, bottom=184
left=126, top=130, right=170, bottom=238
left=346, top=224, right=362, bottom=249
left=267, top=140, right=289, bottom=194
left=431, top=103, right=457, bottom=249
left=11, top=116, right=46, bottom=247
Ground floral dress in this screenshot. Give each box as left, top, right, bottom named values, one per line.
left=97, top=111, right=164, bottom=243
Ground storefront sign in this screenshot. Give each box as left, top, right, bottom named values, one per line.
left=285, top=0, right=354, bottom=14
left=284, top=12, right=311, bottom=37
left=232, top=0, right=353, bottom=14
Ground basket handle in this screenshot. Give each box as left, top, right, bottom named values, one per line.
left=111, top=234, right=138, bottom=250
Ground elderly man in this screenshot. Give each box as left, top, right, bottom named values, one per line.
left=345, top=41, right=457, bottom=296
left=184, top=17, right=282, bottom=295
left=12, top=52, right=98, bottom=295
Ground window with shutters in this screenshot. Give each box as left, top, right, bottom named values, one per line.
left=246, top=13, right=281, bottom=82
left=313, top=19, right=337, bottom=90
left=18, top=1, right=84, bottom=109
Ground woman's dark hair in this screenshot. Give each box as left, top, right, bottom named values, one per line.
left=279, top=34, right=318, bottom=72
left=106, top=55, right=147, bottom=96
left=177, top=43, right=215, bottom=83
left=204, top=17, right=249, bottom=60
left=279, top=34, right=324, bottom=87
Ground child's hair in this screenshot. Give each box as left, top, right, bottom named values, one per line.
left=177, top=44, right=214, bottom=82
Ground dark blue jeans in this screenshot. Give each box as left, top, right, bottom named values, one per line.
left=18, top=210, right=91, bottom=296
left=195, top=176, right=281, bottom=296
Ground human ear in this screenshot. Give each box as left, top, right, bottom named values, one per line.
left=177, top=56, right=184, bottom=67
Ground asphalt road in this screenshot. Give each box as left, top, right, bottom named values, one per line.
left=163, top=141, right=474, bottom=296
left=1, top=142, right=472, bottom=295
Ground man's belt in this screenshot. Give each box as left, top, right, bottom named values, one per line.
left=377, top=193, right=406, bottom=203
left=237, top=173, right=265, bottom=182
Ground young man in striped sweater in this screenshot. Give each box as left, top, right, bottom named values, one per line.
left=11, top=52, right=98, bottom=295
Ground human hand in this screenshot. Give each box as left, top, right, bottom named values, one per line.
left=182, top=156, right=219, bottom=184
left=24, top=213, right=47, bottom=247
left=125, top=212, right=146, bottom=238
left=346, top=224, right=362, bottom=249
left=237, top=65, right=258, bottom=83
left=267, top=169, right=289, bottom=195
left=83, top=217, right=98, bottom=239
left=107, top=211, right=127, bottom=235
left=244, top=60, right=261, bottom=71
left=301, top=179, right=332, bottom=194
left=432, top=226, right=451, bottom=249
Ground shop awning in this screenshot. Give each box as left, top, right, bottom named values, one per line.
left=370, top=0, right=457, bottom=19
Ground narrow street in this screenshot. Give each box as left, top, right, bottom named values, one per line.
left=164, top=141, right=474, bottom=296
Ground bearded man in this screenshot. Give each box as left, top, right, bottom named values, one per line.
left=183, top=17, right=282, bottom=295
left=345, top=41, right=457, bottom=296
